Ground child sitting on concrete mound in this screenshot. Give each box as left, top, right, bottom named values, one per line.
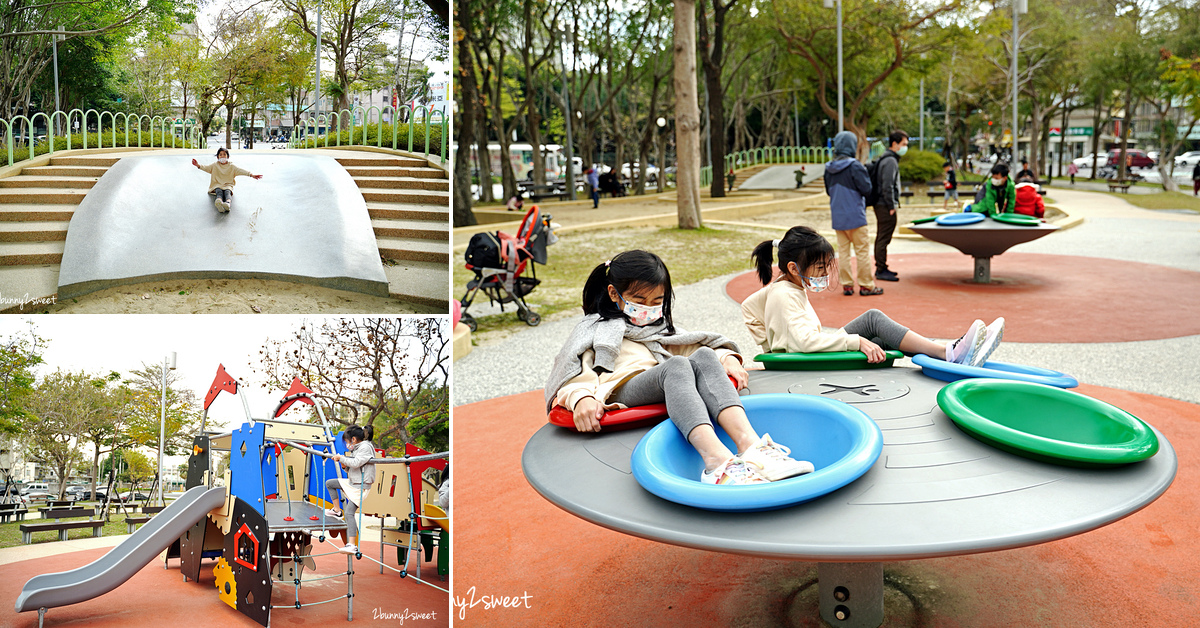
left=192, top=147, right=262, bottom=213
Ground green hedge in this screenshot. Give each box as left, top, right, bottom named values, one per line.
left=295, top=122, right=445, bottom=154
left=4, top=131, right=197, bottom=164
left=898, top=149, right=946, bottom=184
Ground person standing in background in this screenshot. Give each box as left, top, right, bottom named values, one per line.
left=872, top=130, right=907, bottom=282
left=586, top=167, right=600, bottom=208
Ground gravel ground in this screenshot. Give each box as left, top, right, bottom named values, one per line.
left=453, top=187, right=1200, bottom=407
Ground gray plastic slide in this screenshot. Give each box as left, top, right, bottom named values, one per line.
left=15, top=485, right=227, bottom=613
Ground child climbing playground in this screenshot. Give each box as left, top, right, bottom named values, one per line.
left=324, top=424, right=378, bottom=555
left=192, top=147, right=263, bottom=213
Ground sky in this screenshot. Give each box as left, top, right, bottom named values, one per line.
left=0, top=315, right=391, bottom=471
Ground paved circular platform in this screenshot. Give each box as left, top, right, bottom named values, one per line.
left=523, top=367, right=1176, bottom=561
left=724, top=252, right=1200, bottom=343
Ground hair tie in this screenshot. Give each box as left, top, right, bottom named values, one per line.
left=771, top=239, right=781, bottom=248
left=604, top=259, right=611, bottom=267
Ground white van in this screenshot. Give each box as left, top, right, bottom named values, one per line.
left=21, top=482, right=49, bottom=495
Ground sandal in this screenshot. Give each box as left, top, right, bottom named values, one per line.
left=860, top=287, right=884, bottom=296
left=843, top=286, right=854, bottom=296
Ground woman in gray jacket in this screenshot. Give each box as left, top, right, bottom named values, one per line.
left=324, top=425, right=376, bottom=555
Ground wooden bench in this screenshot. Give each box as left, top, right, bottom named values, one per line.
left=1107, top=180, right=1132, bottom=193
left=19, top=507, right=104, bottom=544
left=0, top=502, right=28, bottom=523
left=124, top=507, right=166, bottom=534
left=530, top=190, right=572, bottom=203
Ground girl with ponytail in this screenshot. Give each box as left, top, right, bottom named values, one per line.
left=742, top=226, right=1005, bottom=366
left=324, top=424, right=377, bottom=555
left=545, top=250, right=814, bottom=486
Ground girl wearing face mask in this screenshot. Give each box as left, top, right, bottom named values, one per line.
left=546, top=249, right=814, bottom=485
left=191, top=147, right=263, bottom=213
left=968, top=163, right=1016, bottom=217
left=742, top=226, right=1004, bottom=367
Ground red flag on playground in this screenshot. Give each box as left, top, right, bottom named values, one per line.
left=275, top=377, right=315, bottom=417
left=204, top=364, right=238, bottom=411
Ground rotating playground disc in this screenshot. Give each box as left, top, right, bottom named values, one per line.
left=935, top=212, right=986, bottom=226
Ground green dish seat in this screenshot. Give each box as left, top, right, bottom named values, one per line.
left=756, top=350, right=904, bottom=371
left=990, top=213, right=1041, bottom=226
left=937, top=379, right=1159, bottom=467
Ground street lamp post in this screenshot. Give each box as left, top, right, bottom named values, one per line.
left=52, top=26, right=62, bottom=135
left=158, top=352, right=176, bottom=505
left=656, top=116, right=667, bottom=194
left=824, top=0, right=844, bottom=132
left=919, top=78, right=924, bottom=151
left=315, top=3, right=322, bottom=124
left=1012, top=0, right=1027, bottom=164
left=556, top=24, right=576, bottom=197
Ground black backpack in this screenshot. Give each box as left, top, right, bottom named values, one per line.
left=864, top=153, right=897, bottom=208
left=464, top=232, right=501, bottom=269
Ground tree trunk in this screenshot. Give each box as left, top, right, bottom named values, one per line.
left=453, top=0, right=479, bottom=227
left=673, top=0, right=702, bottom=229
left=1057, top=103, right=1070, bottom=177
left=698, top=0, right=731, bottom=199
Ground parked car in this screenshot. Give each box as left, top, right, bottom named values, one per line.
left=1105, top=149, right=1154, bottom=169
left=20, top=482, right=49, bottom=495
left=1073, top=153, right=1108, bottom=168
left=117, top=491, right=151, bottom=502
left=70, top=489, right=107, bottom=501
left=620, top=162, right=659, bottom=181
left=1174, top=151, right=1200, bottom=168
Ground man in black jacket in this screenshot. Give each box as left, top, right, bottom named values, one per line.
left=873, top=130, right=907, bottom=282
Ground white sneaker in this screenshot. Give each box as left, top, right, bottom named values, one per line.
left=945, top=320, right=986, bottom=365
left=970, top=317, right=1005, bottom=367
left=324, top=508, right=343, bottom=519
left=338, top=543, right=358, bottom=554
left=740, top=433, right=815, bottom=481
left=700, top=456, right=770, bottom=485
left=214, top=198, right=223, bottom=211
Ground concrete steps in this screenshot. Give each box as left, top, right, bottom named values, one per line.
left=383, top=260, right=449, bottom=308
left=371, top=218, right=448, bottom=241
left=375, top=236, right=448, bottom=264
left=0, top=204, right=80, bottom=222
left=49, top=156, right=119, bottom=167
left=0, top=176, right=99, bottom=189
left=0, top=221, right=70, bottom=242
left=0, top=241, right=65, bottom=266
left=337, top=153, right=449, bottom=306
left=19, top=165, right=109, bottom=177
left=352, top=176, right=449, bottom=192
left=0, top=188, right=90, bottom=204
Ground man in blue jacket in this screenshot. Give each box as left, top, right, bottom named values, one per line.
left=872, top=130, right=907, bottom=282
left=825, top=130, right=882, bottom=296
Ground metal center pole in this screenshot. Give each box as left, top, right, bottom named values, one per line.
left=158, top=358, right=166, bottom=506
left=315, top=4, right=322, bottom=127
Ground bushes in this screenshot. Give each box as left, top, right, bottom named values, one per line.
left=4, top=131, right=196, bottom=164
left=897, top=149, right=946, bottom=184
left=295, top=121, right=445, bottom=155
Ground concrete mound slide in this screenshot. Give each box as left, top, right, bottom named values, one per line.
left=57, top=153, right=389, bottom=299
left=14, top=485, right=226, bottom=613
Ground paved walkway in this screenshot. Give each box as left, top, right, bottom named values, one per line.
left=740, top=164, right=827, bottom=189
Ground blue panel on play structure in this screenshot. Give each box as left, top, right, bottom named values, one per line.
left=230, top=422, right=267, bottom=516
left=304, top=431, right=348, bottom=507
left=261, top=446, right=278, bottom=499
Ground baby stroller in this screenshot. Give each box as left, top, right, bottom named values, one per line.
left=459, top=205, right=557, bottom=330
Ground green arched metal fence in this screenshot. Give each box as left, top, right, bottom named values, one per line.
left=290, top=104, right=447, bottom=162
left=1, top=109, right=206, bottom=168
left=700, top=145, right=833, bottom=187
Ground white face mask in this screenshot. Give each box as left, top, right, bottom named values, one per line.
left=218, top=157, right=229, bottom=164
left=992, top=177, right=1005, bottom=186
left=896, top=145, right=908, bottom=157
left=617, top=292, right=663, bottom=326
left=803, top=276, right=829, bottom=292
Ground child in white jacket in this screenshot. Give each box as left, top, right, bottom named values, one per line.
left=324, top=424, right=376, bottom=554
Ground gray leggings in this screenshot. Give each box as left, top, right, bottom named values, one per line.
left=324, top=478, right=359, bottom=539
left=611, top=347, right=742, bottom=439
left=209, top=187, right=233, bottom=203
left=843, top=309, right=910, bottom=353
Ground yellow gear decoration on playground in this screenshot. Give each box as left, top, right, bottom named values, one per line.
left=213, top=557, right=236, bottom=609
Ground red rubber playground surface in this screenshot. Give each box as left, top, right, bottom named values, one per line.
left=724, top=252, right=1200, bottom=343
left=453, top=386, right=1200, bottom=627
left=0, top=538, right=449, bottom=627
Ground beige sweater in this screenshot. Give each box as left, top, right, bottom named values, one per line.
left=741, top=280, right=861, bottom=354
left=553, top=338, right=740, bottom=412
left=199, top=161, right=253, bottom=190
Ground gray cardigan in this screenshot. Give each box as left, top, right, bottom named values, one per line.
left=544, top=314, right=739, bottom=412
left=341, top=440, right=376, bottom=487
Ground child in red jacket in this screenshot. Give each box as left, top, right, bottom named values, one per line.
left=1013, top=174, right=1044, bottom=218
